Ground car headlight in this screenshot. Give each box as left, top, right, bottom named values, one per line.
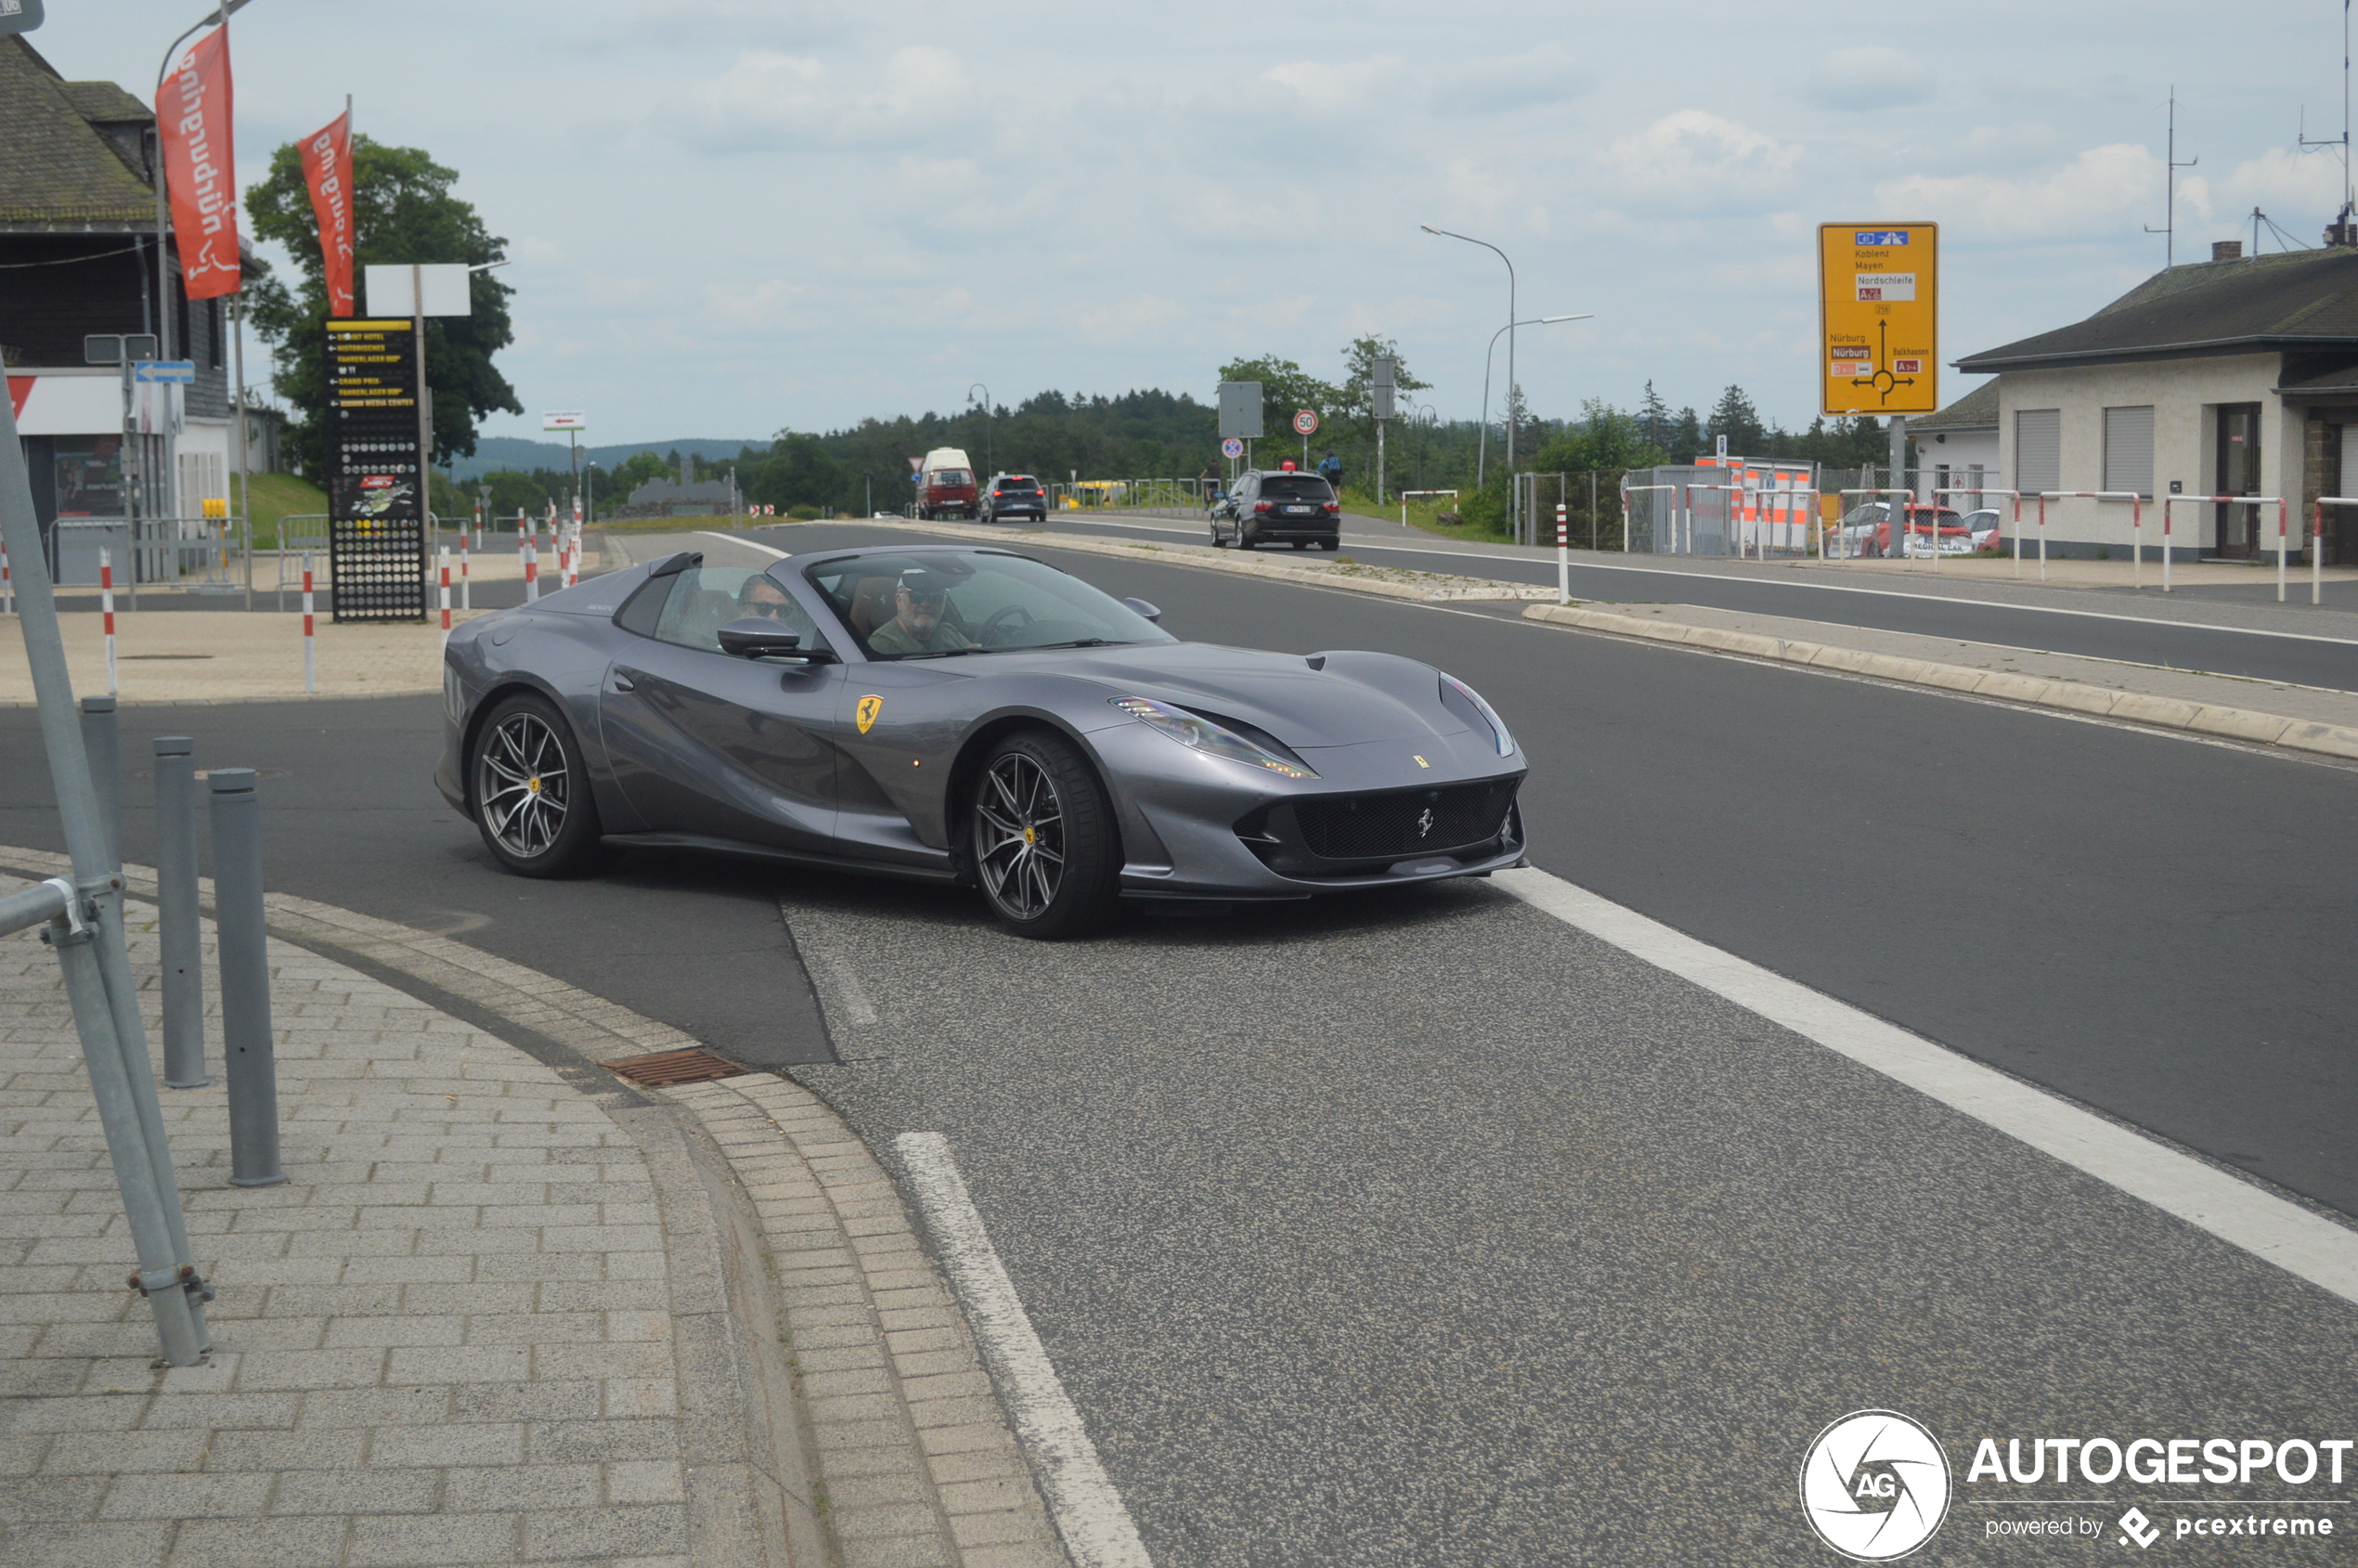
left=1110, top=696, right=1317, bottom=779
left=1439, top=673, right=1515, bottom=757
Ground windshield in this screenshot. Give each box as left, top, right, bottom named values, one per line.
left=805, top=551, right=1177, bottom=660
left=1260, top=476, right=1333, bottom=501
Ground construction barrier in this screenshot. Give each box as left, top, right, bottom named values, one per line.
left=1934, top=487, right=2022, bottom=577
left=2159, top=495, right=2287, bottom=595
left=2035, top=491, right=2143, bottom=586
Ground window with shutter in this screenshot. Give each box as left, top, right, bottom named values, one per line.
left=2102, top=406, right=2155, bottom=497
left=2015, top=409, right=2060, bottom=495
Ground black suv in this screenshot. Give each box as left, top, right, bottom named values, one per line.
left=980, top=473, right=1048, bottom=524
left=1210, top=469, right=1341, bottom=551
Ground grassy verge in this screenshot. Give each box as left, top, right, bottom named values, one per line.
left=1340, top=486, right=1514, bottom=544
left=231, top=472, right=330, bottom=549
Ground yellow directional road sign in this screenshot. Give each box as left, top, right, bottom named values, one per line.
left=1819, top=223, right=1937, bottom=416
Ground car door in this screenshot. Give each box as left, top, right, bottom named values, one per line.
left=597, top=564, right=844, bottom=851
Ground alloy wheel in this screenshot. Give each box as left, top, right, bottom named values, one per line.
left=478, top=710, right=569, bottom=860
left=974, top=751, right=1065, bottom=921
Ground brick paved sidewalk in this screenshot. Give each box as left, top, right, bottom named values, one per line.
left=0, top=868, right=1065, bottom=1568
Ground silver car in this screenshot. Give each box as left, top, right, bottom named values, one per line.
left=435, top=545, right=1529, bottom=938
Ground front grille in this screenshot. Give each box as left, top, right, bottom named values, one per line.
left=1292, top=779, right=1519, bottom=861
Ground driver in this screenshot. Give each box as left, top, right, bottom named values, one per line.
left=866, top=567, right=976, bottom=656
left=738, top=575, right=796, bottom=618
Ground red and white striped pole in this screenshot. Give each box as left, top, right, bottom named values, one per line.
left=302, top=551, right=317, bottom=693
left=1555, top=500, right=1569, bottom=604
left=565, top=521, right=580, bottom=588
left=438, top=545, right=452, bottom=643
left=99, top=546, right=118, bottom=696
left=2276, top=498, right=2290, bottom=603
left=1, top=532, right=12, bottom=616
left=525, top=538, right=538, bottom=603
left=459, top=533, right=471, bottom=611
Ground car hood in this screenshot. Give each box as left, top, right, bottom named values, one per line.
left=985, top=641, right=1463, bottom=748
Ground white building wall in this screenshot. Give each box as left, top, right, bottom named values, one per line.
left=1995, top=354, right=2293, bottom=552
left=1914, top=428, right=2001, bottom=501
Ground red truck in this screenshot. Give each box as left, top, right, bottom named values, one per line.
left=913, top=447, right=978, bottom=520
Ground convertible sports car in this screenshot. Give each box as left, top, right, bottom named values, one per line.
left=434, top=544, right=1529, bottom=938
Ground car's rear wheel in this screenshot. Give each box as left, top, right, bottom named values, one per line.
left=471, top=693, right=605, bottom=877
left=1320, top=538, right=1340, bottom=551
left=969, top=730, right=1118, bottom=940
left=1291, top=540, right=1309, bottom=550
left=1210, top=525, right=1227, bottom=548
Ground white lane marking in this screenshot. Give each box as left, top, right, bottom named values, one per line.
left=896, top=1132, right=1152, bottom=1568
left=694, top=530, right=790, bottom=559
left=1493, top=865, right=2358, bottom=1306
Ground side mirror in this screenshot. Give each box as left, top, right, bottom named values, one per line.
left=1121, top=597, right=1162, bottom=623
left=718, top=617, right=836, bottom=662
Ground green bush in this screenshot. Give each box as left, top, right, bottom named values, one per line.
left=788, top=504, right=823, bottom=521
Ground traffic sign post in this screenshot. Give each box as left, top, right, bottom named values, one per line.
left=1820, top=222, right=1937, bottom=525
left=1818, top=224, right=1937, bottom=418
left=1294, top=408, right=1319, bottom=471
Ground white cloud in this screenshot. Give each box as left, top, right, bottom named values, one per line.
left=1873, top=143, right=2161, bottom=239
left=2190, top=147, right=2352, bottom=235
left=1602, top=111, right=1802, bottom=211
left=686, top=45, right=972, bottom=150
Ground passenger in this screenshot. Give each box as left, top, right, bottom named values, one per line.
left=866, top=568, right=975, bottom=656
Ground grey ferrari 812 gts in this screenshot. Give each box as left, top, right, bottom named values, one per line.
left=435, top=544, right=1527, bottom=938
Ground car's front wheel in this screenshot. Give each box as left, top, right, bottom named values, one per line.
left=968, top=730, right=1119, bottom=940
left=471, top=693, right=605, bottom=877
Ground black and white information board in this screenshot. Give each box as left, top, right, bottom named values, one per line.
left=324, top=318, right=426, bottom=622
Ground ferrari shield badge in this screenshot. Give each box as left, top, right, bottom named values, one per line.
left=856, top=695, right=884, bottom=734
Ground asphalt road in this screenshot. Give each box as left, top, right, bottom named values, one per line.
left=990, top=508, right=2358, bottom=692
left=6, top=524, right=2354, bottom=1562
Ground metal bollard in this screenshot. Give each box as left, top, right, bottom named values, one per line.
left=79, top=695, right=121, bottom=871
left=152, top=737, right=208, bottom=1088
left=207, top=769, right=285, bottom=1186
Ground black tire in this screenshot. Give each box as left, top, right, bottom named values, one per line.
left=967, top=729, right=1120, bottom=940
left=1320, top=538, right=1340, bottom=551
left=470, top=692, right=606, bottom=877
left=1211, top=525, right=1227, bottom=548
left=1291, top=540, right=1310, bottom=551
left=1238, top=530, right=1257, bottom=551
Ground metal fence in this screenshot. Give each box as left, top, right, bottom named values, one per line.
left=1045, top=479, right=1221, bottom=518
left=48, top=515, right=249, bottom=603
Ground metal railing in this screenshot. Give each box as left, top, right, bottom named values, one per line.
left=48, top=515, right=249, bottom=604
left=1047, top=478, right=1222, bottom=519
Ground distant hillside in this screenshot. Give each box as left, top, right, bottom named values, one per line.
left=452, top=436, right=762, bottom=480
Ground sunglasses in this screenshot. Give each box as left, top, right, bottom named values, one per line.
left=900, top=590, right=949, bottom=608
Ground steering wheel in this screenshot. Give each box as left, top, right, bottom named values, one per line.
left=978, top=603, right=1035, bottom=647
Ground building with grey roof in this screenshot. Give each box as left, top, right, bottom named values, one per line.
left=1956, top=238, right=2358, bottom=562
left=2, top=34, right=246, bottom=578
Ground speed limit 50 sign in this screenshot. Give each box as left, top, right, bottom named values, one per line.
left=1292, top=409, right=1320, bottom=436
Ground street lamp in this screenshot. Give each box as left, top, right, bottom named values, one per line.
left=1425, top=223, right=1533, bottom=473
left=967, top=382, right=992, bottom=476
left=1476, top=315, right=1589, bottom=486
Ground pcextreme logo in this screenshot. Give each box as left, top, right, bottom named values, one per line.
left=1801, top=1409, right=1952, bottom=1561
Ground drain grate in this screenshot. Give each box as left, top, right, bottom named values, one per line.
left=605, top=1047, right=751, bottom=1086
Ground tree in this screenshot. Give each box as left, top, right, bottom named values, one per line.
left=599, top=451, right=676, bottom=505
left=1670, top=407, right=1704, bottom=461
left=244, top=136, right=522, bottom=476
left=1638, top=382, right=1671, bottom=451
left=1705, top=384, right=1765, bottom=454
left=1528, top=399, right=1670, bottom=474
left=1214, top=356, right=1340, bottom=452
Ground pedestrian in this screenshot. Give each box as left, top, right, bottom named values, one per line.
left=1318, top=449, right=1343, bottom=489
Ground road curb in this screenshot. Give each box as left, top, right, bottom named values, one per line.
left=0, top=845, right=1063, bottom=1568
left=1519, top=603, right=2358, bottom=761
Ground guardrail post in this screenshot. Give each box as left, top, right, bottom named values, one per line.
left=153, top=736, right=208, bottom=1089
left=79, top=695, right=121, bottom=871
left=208, top=769, right=286, bottom=1187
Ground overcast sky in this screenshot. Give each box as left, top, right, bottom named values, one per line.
left=42, top=2, right=2358, bottom=446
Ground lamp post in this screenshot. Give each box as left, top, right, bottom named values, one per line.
left=1475, top=315, right=1589, bottom=486
left=1423, top=224, right=1525, bottom=474
left=967, top=382, right=992, bottom=477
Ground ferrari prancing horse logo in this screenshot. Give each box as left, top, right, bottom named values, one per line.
left=856, top=694, right=884, bottom=733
